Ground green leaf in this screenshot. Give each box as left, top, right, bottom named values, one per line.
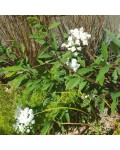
left=98, top=76, right=105, bottom=86
left=101, top=41, right=108, bottom=61
left=20, top=44, right=25, bottom=54
left=52, top=33, right=57, bottom=50
left=77, top=68, right=94, bottom=75
left=37, top=46, right=51, bottom=58
left=61, top=51, right=72, bottom=62
left=110, top=42, right=120, bottom=54
left=94, top=55, right=102, bottom=65
left=96, top=65, right=111, bottom=86
left=112, top=69, right=118, bottom=81
left=77, top=58, right=85, bottom=67
left=111, top=99, right=118, bottom=114
left=48, top=22, right=60, bottom=30
left=40, top=121, right=53, bottom=135
left=66, top=77, right=82, bottom=89
left=95, top=97, right=100, bottom=107
left=38, top=53, right=51, bottom=58
left=8, top=74, right=27, bottom=87
left=81, top=98, right=91, bottom=108
left=65, top=110, right=70, bottom=122
left=29, top=32, right=48, bottom=39
left=0, top=69, right=5, bottom=74
left=4, top=72, right=16, bottom=78
left=3, top=66, right=27, bottom=72
left=105, top=29, right=120, bottom=47
left=35, top=39, right=46, bottom=45
left=116, top=67, right=120, bottom=75
left=111, top=92, right=120, bottom=113
left=29, top=68, right=38, bottom=75
left=79, top=81, right=87, bottom=91
left=0, top=58, right=6, bottom=63
left=100, top=99, right=105, bottom=113
left=43, top=82, right=53, bottom=90
left=6, top=49, right=13, bottom=60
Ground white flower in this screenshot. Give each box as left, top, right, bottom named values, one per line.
left=79, top=27, right=84, bottom=33
left=29, top=109, right=33, bottom=114
left=85, top=95, right=89, bottom=98
left=19, top=124, right=24, bottom=133
left=71, top=46, right=76, bottom=52
left=67, top=42, right=72, bottom=47
left=66, top=58, right=80, bottom=72
left=77, top=47, right=81, bottom=51
left=82, top=40, right=88, bottom=46
left=74, top=52, right=78, bottom=56
left=69, top=29, right=74, bottom=34
left=74, top=28, right=79, bottom=33
left=68, top=36, right=73, bottom=42
left=27, top=129, right=30, bottom=133
left=71, top=59, right=80, bottom=72
left=31, top=120, right=35, bottom=124
left=75, top=39, right=80, bottom=45
left=61, top=43, right=67, bottom=48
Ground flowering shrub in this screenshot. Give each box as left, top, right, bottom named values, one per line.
left=0, top=18, right=120, bottom=134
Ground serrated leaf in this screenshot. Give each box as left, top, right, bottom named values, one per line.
left=43, top=82, right=53, bottom=90
left=78, top=58, right=85, bottom=67
left=38, top=53, right=51, bottom=58
left=94, top=55, right=102, bottom=65
left=116, top=67, right=120, bottom=75
left=35, top=39, right=46, bottom=45
left=101, top=41, right=108, bottom=61
left=96, top=65, right=110, bottom=86
left=29, top=32, right=48, bottom=39
left=79, top=81, right=87, bottom=91
left=3, top=66, right=27, bottom=72
left=110, top=42, right=120, bottom=54
left=111, top=92, right=120, bottom=113
left=105, top=29, right=120, bottom=47
left=37, top=59, right=44, bottom=65
left=66, top=77, right=81, bottom=89
left=8, top=74, right=27, bottom=87
left=77, top=68, right=93, bottom=75
left=111, top=99, right=118, bottom=114
left=37, top=46, right=51, bottom=57
left=4, top=72, right=16, bottom=78
left=48, top=22, right=60, bottom=29
left=61, top=51, right=72, bottom=62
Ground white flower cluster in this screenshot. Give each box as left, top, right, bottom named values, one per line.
left=66, top=58, right=80, bottom=72
left=13, top=106, right=35, bottom=134
left=61, top=27, right=91, bottom=56
left=61, top=27, right=91, bottom=72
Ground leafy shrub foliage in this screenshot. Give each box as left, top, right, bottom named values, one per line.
left=0, top=17, right=120, bottom=134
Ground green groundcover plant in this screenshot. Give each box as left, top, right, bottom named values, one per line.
left=0, top=17, right=120, bottom=134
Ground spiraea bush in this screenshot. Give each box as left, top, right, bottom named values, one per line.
left=0, top=16, right=120, bottom=134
